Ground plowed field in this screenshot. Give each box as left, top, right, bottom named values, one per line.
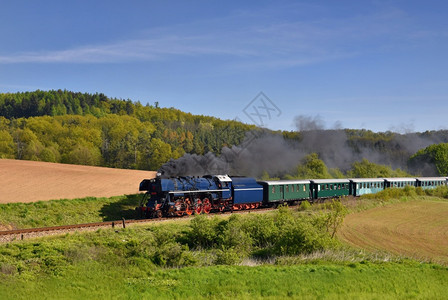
left=338, top=200, right=448, bottom=265
left=0, top=159, right=155, bottom=203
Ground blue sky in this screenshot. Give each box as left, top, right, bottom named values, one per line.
left=1, top=0, right=447, bottom=132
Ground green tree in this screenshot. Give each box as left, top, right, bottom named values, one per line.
left=409, top=143, right=448, bottom=176
left=289, top=153, right=331, bottom=179
left=0, top=130, right=15, bottom=158
left=63, top=144, right=102, bottom=166
left=347, top=158, right=410, bottom=178
left=147, top=138, right=173, bottom=170
left=12, top=128, right=44, bottom=160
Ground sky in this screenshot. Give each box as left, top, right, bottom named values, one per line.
left=1, top=0, right=447, bottom=133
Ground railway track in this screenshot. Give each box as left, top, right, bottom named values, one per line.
left=0, top=218, right=151, bottom=243
left=0, top=207, right=274, bottom=243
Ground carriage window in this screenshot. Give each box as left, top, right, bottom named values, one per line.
left=286, top=185, right=289, bottom=193
left=291, top=185, right=294, bottom=192
left=272, top=186, right=275, bottom=193
left=303, top=185, right=306, bottom=192
left=338, top=184, right=341, bottom=190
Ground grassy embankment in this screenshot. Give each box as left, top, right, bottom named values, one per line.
left=0, top=187, right=448, bottom=298
left=0, top=194, right=141, bottom=229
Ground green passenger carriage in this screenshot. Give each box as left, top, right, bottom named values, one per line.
left=258, top=180, right=311, bottom=204
left=310, top=179, right=350, bottom=199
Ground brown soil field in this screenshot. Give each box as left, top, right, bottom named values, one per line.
left=338, top=199, right=448, bottom=265
left=0, top=159, right=156, bottom=204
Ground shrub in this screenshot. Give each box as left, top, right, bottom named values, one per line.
left=187, top=215, right=221, bottom=249
left=298, top=200, right=312, bottom=211
left=425, top=186, right=448, bottom=199
left=215, top=247, right=243, bottom=265
left=322, top=200, right=348, bottom=238
left=218, top=215, right=253, bottom=254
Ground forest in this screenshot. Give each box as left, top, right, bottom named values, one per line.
left=1, top=90, right=448, bottom=177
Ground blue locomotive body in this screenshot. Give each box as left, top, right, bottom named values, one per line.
left=138, top=174, right=263, bottom=218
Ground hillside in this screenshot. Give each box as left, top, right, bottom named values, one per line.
left=0, top=159, right=155, bottom=203
left=338, top=199, right=448, bottom=265
left=2, top=90, right=448, bottom=177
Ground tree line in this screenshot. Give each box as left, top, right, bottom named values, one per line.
left=1, top=90, right=448, bottom=176
left=0, top=90, right=255, bottom=170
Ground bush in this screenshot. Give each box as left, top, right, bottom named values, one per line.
left=218, top=215, right=253, bottom=254
left=187, top=215, right=220, bottom=249
left=424, top=186, right=448, bottom=199
left=215, top=247, right=243, bottom=265
left=298, top=200, right=312, bottom=211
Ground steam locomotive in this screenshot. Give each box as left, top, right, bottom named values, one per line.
left=137, top=174, right=447, bottom=218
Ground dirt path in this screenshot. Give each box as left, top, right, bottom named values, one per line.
left=338, top=199, right=448, bottom=265
left=0, top=159, right=156, bottom=203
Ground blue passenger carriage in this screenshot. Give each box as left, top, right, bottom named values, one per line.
left=349, top=178, right=385, bottom=196
left=416, top=177, right=447, bottom=189
left=384, top=178, right=416, bottom=188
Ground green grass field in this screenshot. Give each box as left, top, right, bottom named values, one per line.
left=1, top=261, right=447, bottom=299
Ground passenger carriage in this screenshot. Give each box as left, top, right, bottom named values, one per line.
left=349, top=178, right=385, bottom=196
left=258, top=180, right=311, bottom=205
left=416, top=177, right=447, bottom=189
left=310, top=179, right=350, bottom=200
left=383, top=178, right=416, bottom=188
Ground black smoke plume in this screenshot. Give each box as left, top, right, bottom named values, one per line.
left=159, top=115, right=448, bottom=178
